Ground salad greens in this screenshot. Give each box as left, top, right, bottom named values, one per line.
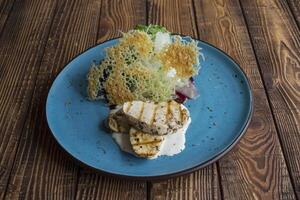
left=87, top=24, right=201, bottom=105
left=134, top=24, right=169, bottom=39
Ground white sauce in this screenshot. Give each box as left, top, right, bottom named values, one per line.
left=159, top=118, right=191, bottom=156
left=112, top=118, right=191, bottom=159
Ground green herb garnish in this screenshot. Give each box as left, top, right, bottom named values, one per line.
left=134, top=24, right=169, bottom=39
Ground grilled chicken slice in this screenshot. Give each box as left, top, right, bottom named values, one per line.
left=122, top=100, right=190, bottom=135
left=129, top=128, right=165, bottom=158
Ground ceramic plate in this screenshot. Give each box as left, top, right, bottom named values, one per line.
left=46, top=37, right=253, bottom=180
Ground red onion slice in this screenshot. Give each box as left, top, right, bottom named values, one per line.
left=176, top=80, right=199, bottom=99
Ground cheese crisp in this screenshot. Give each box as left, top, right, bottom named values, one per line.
left=87, top=26, right=200, bottom=105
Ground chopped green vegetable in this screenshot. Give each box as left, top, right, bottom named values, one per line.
left=134, top=24, right=169, bottom=39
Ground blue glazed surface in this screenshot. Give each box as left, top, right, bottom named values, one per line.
left=46, top=38, right=252, bottom=178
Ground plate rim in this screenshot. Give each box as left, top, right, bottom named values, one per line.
left=46, top=35, right=253, bottom=180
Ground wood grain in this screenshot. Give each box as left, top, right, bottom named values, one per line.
left=0, top=0, right=15, bottom=33
left=0, top=0, right=58, bottom=198
left=148, top=0, right=198, bottom=37
left=193, top=0, right=296, bottom=199
left=286, top=0, right=300, bottom=27
left=76, top=171, right=146, bottom=200
left=97, top=0, right=147, bottom=43
left=240, top=0, right=300, bottom=197
left=149, top=165, right=220, bottom=200
left=3, top=0, right=101, bottom=199
left=75, top=0, right=148, bottom=199
left=148, top=1, right=221, bottom=199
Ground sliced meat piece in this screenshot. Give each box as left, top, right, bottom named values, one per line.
left=129, top=128, right=165, bottom=158
left=166, top=100, right=189, bottom=133
left=121, top=100, right=190, bottom=135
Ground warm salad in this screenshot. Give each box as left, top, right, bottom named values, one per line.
left=87, top=24, right=201, bottom=105
left=87, top=25, right=203, bottom=159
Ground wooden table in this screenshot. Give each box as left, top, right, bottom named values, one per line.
left=1, top=0, right=300, bottom=199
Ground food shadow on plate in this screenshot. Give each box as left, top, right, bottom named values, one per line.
left=67, top=67, right=108, bottom=105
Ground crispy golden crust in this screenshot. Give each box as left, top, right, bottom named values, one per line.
left=159, top=37, right=199, bottom=78
left=87, top=32, right=199, bottom=105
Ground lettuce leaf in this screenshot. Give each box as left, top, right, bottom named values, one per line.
left=134, top=24, right=169, bottom=39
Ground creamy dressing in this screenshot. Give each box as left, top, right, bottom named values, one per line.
left=159, top=118, right=191, bottom=157
left=112, top=118, right=191, bottom=159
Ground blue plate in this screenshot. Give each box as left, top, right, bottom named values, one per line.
left=46, top=37, right=253, bottom=179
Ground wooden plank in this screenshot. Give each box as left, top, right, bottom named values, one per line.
left=240, top=0, right=300, bottom=197
left=97, top=0, right=147, bottom=43
left=0, top=0, right=59, bottom=198
left=148, top=1, right=221, bottom=199
left=76, top=171, right=146, bottom=200
left=3, top=0, right=102, bottom=199
left=286, top=0, right=300, bottom=27
left=149, top=165, right=220, bottom=200
left=0, top=0, right=15, bottom=33
left=75, top=0, right=148, bottom=199
left=193, top=0, right=296, bottom=199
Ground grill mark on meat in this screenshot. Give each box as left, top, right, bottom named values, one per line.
left=166, top=101, right=171, bottom=124
left=137, top=153, right=156, bottom=157
left=150, top=103, right=158, bottom=126
left=138, top=102, right=144, bottom=120
left=178, top=103, right=183, bottom=123
left=132, top=140, right=163, bottom=145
